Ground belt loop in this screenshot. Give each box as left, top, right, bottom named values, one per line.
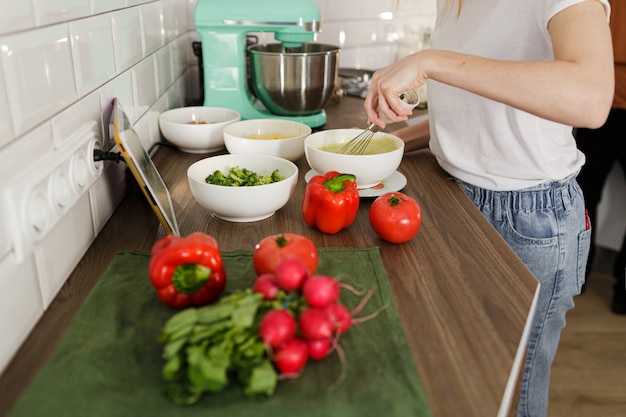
left=494, top=192, right=503, bottom=221
left=560, top=183, right=572, bottom=213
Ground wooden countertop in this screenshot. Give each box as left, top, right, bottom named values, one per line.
left=0, top=97, right=538, bottom=417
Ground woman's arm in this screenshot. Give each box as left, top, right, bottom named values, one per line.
left=365, top=0, right=614, bottom=129
left=390, top=118, right=430, bottom=152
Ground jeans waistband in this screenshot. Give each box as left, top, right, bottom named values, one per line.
left=455, top=174, right=580, bottom=221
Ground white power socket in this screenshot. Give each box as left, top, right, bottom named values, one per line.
left=1, top=122, right=103, bottom=263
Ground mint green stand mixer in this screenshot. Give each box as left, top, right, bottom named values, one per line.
left=194, top=0, right=338, bottom=128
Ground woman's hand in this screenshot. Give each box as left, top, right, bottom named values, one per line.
left=364, top=51, right=431, bottom=129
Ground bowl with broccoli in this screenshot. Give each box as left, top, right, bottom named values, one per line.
left=187, top=154, right=298, bottom=222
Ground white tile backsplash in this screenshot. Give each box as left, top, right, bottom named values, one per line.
left=0, top=67, right=13, bottom=148
left=0, top=0, right=437, bottom=377
left=0, top=1, right=36, bottom=35
left=111, top=8, right=144, bottom=73
left=132, top=55, right=158, bottom=119
left=70, top=14, right=117, bottom=97
left=35, top=194, right=95, bottom=309
left=0, top=254, right=43, bottom=373
left=141, top=2, right=165, bottom=56
left=0, top=25, right=78, bottom=137
left=91, top=0, right=126, bottom=15
left=312, top=0, right=436, bottom=69
left=33, top=0, right=91, bottom=26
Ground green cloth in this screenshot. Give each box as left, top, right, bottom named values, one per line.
left=11, top=248, right=432, bottom=417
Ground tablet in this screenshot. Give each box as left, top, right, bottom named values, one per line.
left=110, top=98, right=180, bottom=236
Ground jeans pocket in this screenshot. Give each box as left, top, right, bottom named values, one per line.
left=577, top=228, right=592, bottom=294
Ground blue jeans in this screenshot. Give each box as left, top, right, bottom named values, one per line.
left=457, top=175, right=590, bottom=417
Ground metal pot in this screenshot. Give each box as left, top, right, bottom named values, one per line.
left=248, top=43, right=340, bottom=116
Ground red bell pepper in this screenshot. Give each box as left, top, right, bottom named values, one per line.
left=302, top=171, right=360, bottom=234
left=148, top=232, right=227, bottom=309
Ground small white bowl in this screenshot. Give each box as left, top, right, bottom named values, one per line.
left=159, top=106, right=240, bottom=153
left=304, top=129, right=404, bottom=189
left=223, top=119, right=312, bottom=161
left=187, top=154, right=298, bottom=222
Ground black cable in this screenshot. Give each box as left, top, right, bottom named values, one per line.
left=93, top=149, right=123, bottom=163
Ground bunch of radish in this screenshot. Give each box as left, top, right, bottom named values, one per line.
left=252, top=257, right=375, bottom=381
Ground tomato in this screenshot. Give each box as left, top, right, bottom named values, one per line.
left=253, top=233, right=319, bottom=276
left=369, top=192, right=422, bottom=243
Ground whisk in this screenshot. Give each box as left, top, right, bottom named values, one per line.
left=338, top=123, right=381, bottom=155
left=339, top=89, right=421, bottom=155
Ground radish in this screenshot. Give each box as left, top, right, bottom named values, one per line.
left=259, top=309, right=296, bottom=348
left=324, top=303, right=352, bottom=334
left=306, top=337, right=331, bottom=360
left=252, top=273, right=280, bottom=300
left=302, top=275, right=340, bottom=308
left=274, top=257, right=309, bottom=292
left=299, top=307, right=333, bottom=340
left=273, top=337, right=309, bottom=377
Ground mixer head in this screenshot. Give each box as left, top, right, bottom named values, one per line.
left=195, top=0, right=321, bottom=47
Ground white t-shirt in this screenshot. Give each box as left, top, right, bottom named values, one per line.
left=428, top=0, right=610, bottom=191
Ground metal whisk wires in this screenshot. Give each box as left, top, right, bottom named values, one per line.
left=339, top=123, right=381, bottom=155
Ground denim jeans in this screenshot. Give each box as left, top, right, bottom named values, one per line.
left=456, top=175, right=590, bottom=417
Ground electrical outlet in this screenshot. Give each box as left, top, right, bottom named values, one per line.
left=1, top=122, right=103, bottom=263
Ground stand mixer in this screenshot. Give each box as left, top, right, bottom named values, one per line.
left=194, top=0, right=338, bottom=128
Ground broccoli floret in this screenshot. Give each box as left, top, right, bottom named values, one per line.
left=205, top=166, right=285, bottom=186
left=205, top=169, right=232, bottom=185
left=270, top=169, right=285, bottom=183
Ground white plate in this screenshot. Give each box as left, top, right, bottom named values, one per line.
left=304, top=170, right=407, bottom=198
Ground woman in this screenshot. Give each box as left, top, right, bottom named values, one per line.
left=364, top=1, right=613, bottom=416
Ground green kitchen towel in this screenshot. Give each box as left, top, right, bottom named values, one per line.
left=10, top=248, right=432, bottom=417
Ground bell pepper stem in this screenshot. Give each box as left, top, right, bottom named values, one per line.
left=324, top=173, right=356, bottom=193
left=172, top=264, right=211, bottom=294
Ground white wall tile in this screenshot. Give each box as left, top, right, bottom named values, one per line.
left=316, top=21, right=344, bottom=47
left=90, top=160, right=126, bottom=234
left=132, top=56, right=157, bottom=119
left=325, top=0, right=361, bottom=20
left=155, top=45, right=174, bottom=97
left=0, top=1, right=36, bottom=35
left=126, top=0, right=151, bottom=6
left=186, top=0, right=198, bottom=30
left=0, top=25, right=78, bottom=137
left=140, top=2, right=164, bottom=56
left=112, top=8, right=143, bottom=73
left=0, top=122, right=54, bottom=181
left=0, top=254, right=43, bottom=375
left=171, top=35, right=188, bottom=79
left=52, top=90, right=102, bottom=148
left=91, top=0, right=126, bottom=14
left=162, top=0, right=184, bottom=42
left=0, top=67, right=14, bottom=148
left=35, top=193, right=94, bottom=308
left=70, top=14, right=117, bottom=97
left=33, top=0, right=91, bottom=26
left=361, top=0, right=396, bottom=19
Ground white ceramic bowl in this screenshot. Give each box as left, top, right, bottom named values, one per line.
left=223, top=119, right=312, bottom=161
left=158, top=106, right=240, bottom=153
left=304, top=129, right=404, bottom=189
left=187, top=154, right=298, bottom=222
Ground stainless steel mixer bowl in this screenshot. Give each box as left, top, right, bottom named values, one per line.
left=248, top=43, right=340, bottom=116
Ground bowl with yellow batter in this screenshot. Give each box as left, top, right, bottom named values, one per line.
left=304, top=128, right=404, bottom=189
left=223, top=119, right=312, bottom=161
